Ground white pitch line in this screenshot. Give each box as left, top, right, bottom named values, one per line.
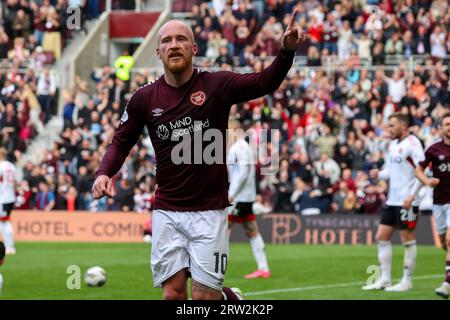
left=245, top=274, right=443, bottom=296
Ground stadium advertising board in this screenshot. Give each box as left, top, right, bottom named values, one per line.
left=12, top=211, right=439, bottom=246
left=12, top=211, right=149, bottom=242
left=231, top=214, right=440, bottom=246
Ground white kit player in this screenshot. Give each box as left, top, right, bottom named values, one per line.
left=363, top=113, right=424, bottom=292
left=0, top=148, right=18, bottom=255
left=227, top=120, right=271, bottom=279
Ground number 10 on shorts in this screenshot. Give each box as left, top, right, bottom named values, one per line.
left=214, top=252, right=228, bottom=274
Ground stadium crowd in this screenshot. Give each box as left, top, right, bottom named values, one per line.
left=0, top=0, right=117, bottom=162
left=3, top=0, right=450, bottom=215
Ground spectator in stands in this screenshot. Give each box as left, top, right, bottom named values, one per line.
left=20, top=83, right=44, bottom=134
left=0, top=102, right=19, bottom=154
left=430, top=25, right=447, bottom=58
left=8, top=37, right=30, bottom=63
left=15, top=180, right=32, bottom=209
left=332, top=181, right=357, bottom=214
left=34, top=180, right=55, bottom=211
left=337, top=20, right=353, bottom=61
left=0, top=27, right=9, bottom=59
left=12, top=8, right=31, bottom=39
left=114, top=177, right=134, bottom=212
left=306, top=46, right=321, bottom=66
left=291, top=177, right=321, bottom=215
left=215, top=46, right=234, bottom=67
left=385, top=32, right=404, bottom=55
left=273, top=170, right=292, bottom=213
left=42, top=7, right=61, bottom=60
left=33, top=7, right=47, bottom=46
left=235, top=18, right=251, bottom=56
left=36, top=68, right=56, bottom=123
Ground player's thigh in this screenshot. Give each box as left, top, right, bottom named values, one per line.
left=151, top=210, right=190, bottom=288
left=187, top=210, right=229, bottom=292
left=377, top=207, right=397, bottom=240
left=433, top=205, right=450, bottom=237
left=243, top=219, right=259, bottom=237
left=376, top=224, right=396, bottom=241
left=227, top=218, right=234, bottom=231
left=446, top=227, right=450, bottom=247
left=162, top=269, right=189, bottom=300
left=191, top=279, right=222, bottom=300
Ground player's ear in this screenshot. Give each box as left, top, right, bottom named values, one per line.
left=192, top=42, right=198, bottom=56
left=156, top=47, right=161, bottom=60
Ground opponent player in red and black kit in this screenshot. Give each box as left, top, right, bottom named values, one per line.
left=416, top=112, right=450, bottom=299
left=92, top=11, right=307, bottom=300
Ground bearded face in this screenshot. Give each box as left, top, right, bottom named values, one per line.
left=157, top=22, right=197, bottom=75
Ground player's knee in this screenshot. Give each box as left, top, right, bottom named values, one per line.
left=245, top=228, right=257, bottom=238
left=163, top=287, right=187, bottom=300
left=445, top=237, right=450, bottom=250
left=399, top=229, right=414, bottom=242
left=376, top=233, right=388, bottom=242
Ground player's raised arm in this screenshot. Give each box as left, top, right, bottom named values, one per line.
left=218, top=9, right=308, bottom=104
left=92, top=90, right=146, bottom=199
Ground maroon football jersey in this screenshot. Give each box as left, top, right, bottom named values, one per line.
left=96, top=49, right=295, bottom=211
left=419, top=139, right=450, bottom=204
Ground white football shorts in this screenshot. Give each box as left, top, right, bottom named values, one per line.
left=151, top=209, right=228, bottom=291
left=433, top=204, right=450, bottom=235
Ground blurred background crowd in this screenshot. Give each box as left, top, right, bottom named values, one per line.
left=1, top=0, right=449, bottom=215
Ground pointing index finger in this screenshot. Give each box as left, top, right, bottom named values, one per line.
left=288, top=8, right=299, bottom=29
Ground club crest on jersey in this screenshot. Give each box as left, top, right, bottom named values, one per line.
left=152, top=108, right=164, bottom=116
left=190, top=91, right=206, bottom=106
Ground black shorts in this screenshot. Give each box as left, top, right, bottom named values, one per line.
left=380, top=205, right=419, bottom=230
left=228, top=202, right=255, bottom=223
left=0, top=203, right=14, bottom=221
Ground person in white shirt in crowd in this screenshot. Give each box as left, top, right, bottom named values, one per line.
left=36, top=68, right=56, bottom=124
left=385, top=69, right=406, bottom=104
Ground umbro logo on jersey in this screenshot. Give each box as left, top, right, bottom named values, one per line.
left=190, top=91, right=206, bottom=106
left=152, top=108, right=164, bottom=116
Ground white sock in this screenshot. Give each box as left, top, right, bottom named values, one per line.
left=2, top=221, right=14, bottom=250
left=402, top=240, right=417, bottom=282
left=378, top=240, right=392, bottom=283
left=249, top=233, right=269, bottom=272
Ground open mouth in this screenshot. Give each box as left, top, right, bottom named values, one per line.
left=168, top=52, right=183, bottom=59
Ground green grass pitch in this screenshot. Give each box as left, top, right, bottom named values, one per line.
left=0, top=242, right=446, bottom=300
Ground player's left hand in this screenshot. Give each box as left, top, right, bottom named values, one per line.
left=281, top=9, right=308, bottom=51
left=403, top=195, right=414, bottom=210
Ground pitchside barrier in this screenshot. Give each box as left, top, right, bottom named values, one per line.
left=11, top=211, right=440, bottom=246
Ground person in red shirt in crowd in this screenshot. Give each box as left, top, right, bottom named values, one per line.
left=333, top=168, right=357, bottom=193
left=15, top=180, right=32, bottom=210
